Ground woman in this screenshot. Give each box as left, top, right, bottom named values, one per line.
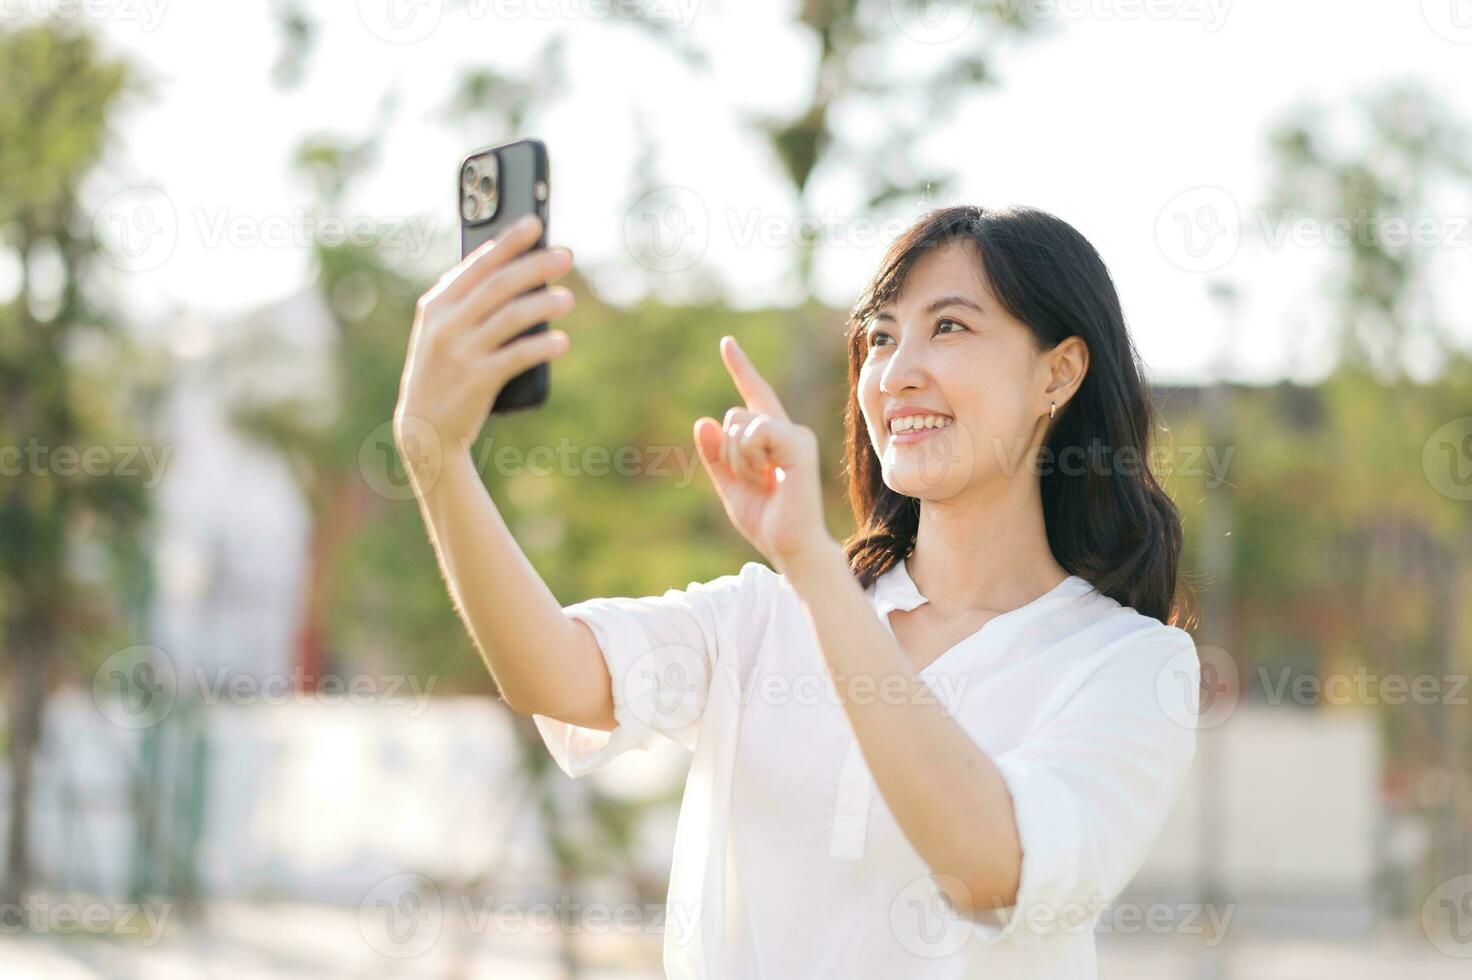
left=394, top=205, right=1202, bottom=979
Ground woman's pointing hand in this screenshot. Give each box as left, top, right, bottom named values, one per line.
left=694, top=336, right=834, bottom=575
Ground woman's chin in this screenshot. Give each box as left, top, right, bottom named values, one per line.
left=882, top=466, right=958, bottom=501
left=881, top=443, right=974, bottom=498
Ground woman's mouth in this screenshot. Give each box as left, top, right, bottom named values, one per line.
left=887, top=414, right=953, bottom=445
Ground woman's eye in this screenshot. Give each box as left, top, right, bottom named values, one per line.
left=867, top=321, right=965, bottom=350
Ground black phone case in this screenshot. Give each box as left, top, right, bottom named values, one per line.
left=458, top=138, right=550, bottom=415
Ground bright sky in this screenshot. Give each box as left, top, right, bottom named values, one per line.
left=33, top=0, right=1472, bottom=386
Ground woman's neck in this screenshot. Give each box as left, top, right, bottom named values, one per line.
left=906, top=476, right=1069, bottom=616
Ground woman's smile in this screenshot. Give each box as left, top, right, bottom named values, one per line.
left=888, top=415, right=954, bottom=445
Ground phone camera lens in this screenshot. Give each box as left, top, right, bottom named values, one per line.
left=479, top=175, right=495, bottom=196
left=461, top=162, right=480, bottom=189
left=461, top=195, right=480, bottom=221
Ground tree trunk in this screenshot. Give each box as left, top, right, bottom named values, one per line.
left=2, top=637, right=48, bottom=911
left=292, top=478, right=370, bottom=691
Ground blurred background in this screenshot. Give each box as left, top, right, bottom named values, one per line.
left=2, top=1, right=1471, bottom=977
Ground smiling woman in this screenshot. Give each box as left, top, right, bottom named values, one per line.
left=399, top=205, right=1201, bottom=980
left=843, top=205, right=1192, bottom=628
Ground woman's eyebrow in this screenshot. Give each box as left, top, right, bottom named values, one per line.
left=872, top=296, right=985, bottom=322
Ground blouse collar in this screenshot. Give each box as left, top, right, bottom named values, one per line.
left=871, top=556, right=928, bottom=618
left=871, top=555, right=1094, bottom=619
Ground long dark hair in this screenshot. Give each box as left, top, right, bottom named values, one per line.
left=840, top=205, right=1193, bottom=628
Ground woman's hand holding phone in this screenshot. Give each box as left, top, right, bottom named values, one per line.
left=394, top=214, right=574, bottom=485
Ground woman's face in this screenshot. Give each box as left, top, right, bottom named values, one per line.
left=857, top=241, right=1057, bottom=501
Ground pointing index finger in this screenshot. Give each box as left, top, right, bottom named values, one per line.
left=720, top=336, right=789, bottom=422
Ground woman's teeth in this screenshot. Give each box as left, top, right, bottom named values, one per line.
left=888, top=415, right=953, bottom=435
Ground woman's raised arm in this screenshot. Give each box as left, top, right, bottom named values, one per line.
left=393, top=214, right=612, bottom=729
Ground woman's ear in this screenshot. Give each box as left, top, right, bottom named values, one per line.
left=1043, top=336, right=1089, bottom=411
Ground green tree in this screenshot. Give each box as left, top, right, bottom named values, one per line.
left=0, top=22, right=152, bottom=907
left=1266, top=82, right=1472, bottom=378
left=1244, top=81, right=1472, bottom=901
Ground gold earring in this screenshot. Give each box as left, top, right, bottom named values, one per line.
left=1049, top=400, right=1057, bottom=420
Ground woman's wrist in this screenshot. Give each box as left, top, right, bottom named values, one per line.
left=774, top=535, right=847, bottom=590
left=406, top=437, right=480, bottom=520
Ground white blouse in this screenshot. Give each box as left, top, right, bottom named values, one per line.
left=533, top=557, right=1199, bottom=979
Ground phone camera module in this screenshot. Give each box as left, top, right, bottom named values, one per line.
left=460, top=152, right=499, bottom=226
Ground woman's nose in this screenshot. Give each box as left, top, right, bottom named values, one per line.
left=879, top=337, right=929, bottom=395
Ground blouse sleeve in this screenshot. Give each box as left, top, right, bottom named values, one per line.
left=966, top=623, right=1201, bottom=943
left=532, top=560, right=773, bottom=780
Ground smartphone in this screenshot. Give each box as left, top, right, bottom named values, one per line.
left=458, top=138, right=551, bottom=415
